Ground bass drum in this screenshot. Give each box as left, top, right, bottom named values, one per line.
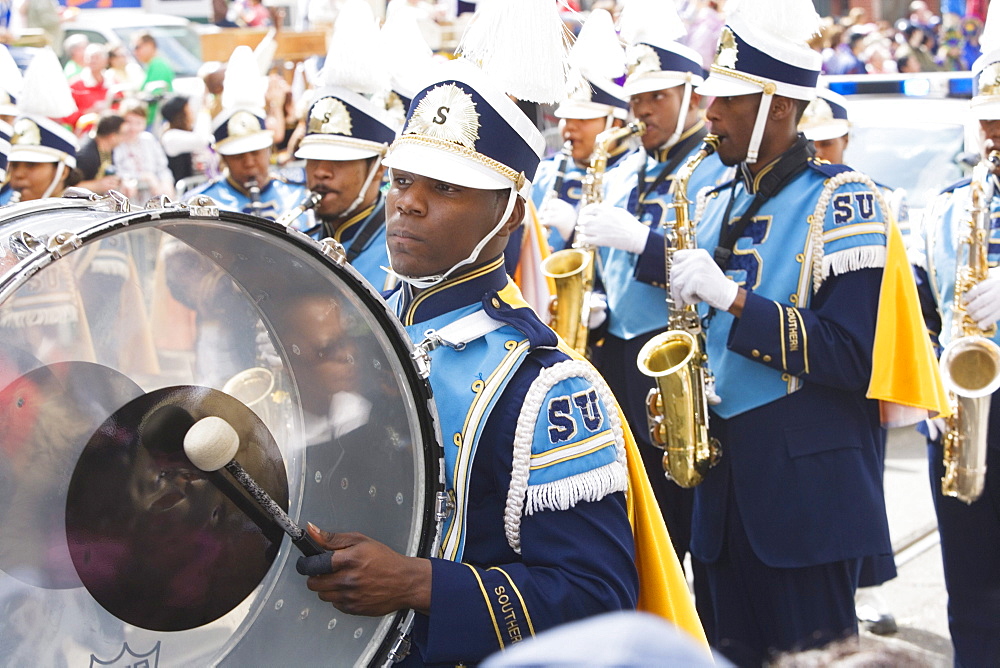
left=0, top=195, right=442, bottom=667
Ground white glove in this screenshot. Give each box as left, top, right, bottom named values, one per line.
left=576, top=203, right=649, bottom=254
left=670, top=248, right=740, bottom=311
left=964, top=266, right=1000, bottom=329
left=537, top=197, right=578, bottom=242
left=924, top=417, right=947, bottom=442
left=705, top=375, right=722, bottom=406
left=587, top=291, right=608, bottom=329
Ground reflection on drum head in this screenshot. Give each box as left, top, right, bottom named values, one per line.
left=0, top=353, right=144, bottom=590
left=66, top=386, right=289, bottom=632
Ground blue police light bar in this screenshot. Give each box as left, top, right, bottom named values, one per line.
left=824, top=73, right=973, bottom=99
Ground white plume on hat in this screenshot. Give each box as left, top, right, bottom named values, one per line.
left=725, top=0, right=822, bottom=60
left=618, top=0, right=686, bottom=47
left=254, top=28, right=279, bottom=77
left=0, top=44, right=23, bottom=106
left=380, top=8, right=435, bottom=101
left=20, top=48, right=76, bottom=119
left=980, top=3, right=1000, bottom=55
left=221, top=45, right=267, bottom=112
left=320, top=0, right=388, bottom=96
left=456, top=0, right=572, bottom=104
left=569, top=8, right=625, bottom=81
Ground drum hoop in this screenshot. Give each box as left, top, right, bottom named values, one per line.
left=0, top=201, right=445, bottom=667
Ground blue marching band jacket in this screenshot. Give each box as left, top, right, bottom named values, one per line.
left=386, top=258, right=638, bottom=665
left=690, top=142, right=894, bottom=569
left=304, top=194, right=392, bottom=292
left=187, top=173, right=311, bottom=231
left=601, top=122, right=730, bottom=341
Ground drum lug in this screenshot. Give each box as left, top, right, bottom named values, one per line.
left=410, top=345, right=432, bottom=379
left=318, top=237, right=347, bottom=265
left=46, top=231, right=82, bottom=258
left=184, top=195, right=221, bottom=217
left=434, top=490, right=454, bottom=522
left=385, top=632, right=412, bottom=664
left=92, top=190, right=131, bottom=213
left=8, top=230, right=43, bottom=259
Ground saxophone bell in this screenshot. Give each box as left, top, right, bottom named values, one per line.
left=638, top=133, right=722, bottom=487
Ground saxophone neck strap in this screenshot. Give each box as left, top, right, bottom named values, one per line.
left=635, top=126, right=708, bottom=218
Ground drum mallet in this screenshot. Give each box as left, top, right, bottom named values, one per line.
left=183, top=416, right=333, bottom=575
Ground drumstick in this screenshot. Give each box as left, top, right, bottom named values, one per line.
left=183, top=417, right=332, bottom=572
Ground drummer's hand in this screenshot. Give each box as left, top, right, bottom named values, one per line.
left=301, top=524, right=432, bottom=616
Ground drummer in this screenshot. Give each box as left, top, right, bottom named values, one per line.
left=186, top=46, right=308, bottom=227
left=296, top=44, right=706, bottom=667
left=292, top=0, right=398, bottom=291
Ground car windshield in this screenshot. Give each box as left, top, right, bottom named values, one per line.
left=844, top=120, right=966, bottom=212
left=115, top=25, right=202, bottom=78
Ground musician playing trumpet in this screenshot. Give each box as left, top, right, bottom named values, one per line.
left=912, top=25, right=1000, bottom=665
left=187, top=47, right=308, bottom=227
left=292, top=4, right=399, bottom=291
left=570, top=3, right=728, bottom=621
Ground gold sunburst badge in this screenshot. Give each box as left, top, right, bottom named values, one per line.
left=979, top=62, right=1000, bottom=97
left=12, top=118, right=40, bottom=147
left=715, top=27, right=739, bottom=70
left=308, top=97, right=353, bottom=136
left=227, top=110, right=263, bottom=138
left=802, top=98, right=834, bottom=126
left=406, top=83, right=479, bottom=149
left=627, top=43, right=661, bottom=78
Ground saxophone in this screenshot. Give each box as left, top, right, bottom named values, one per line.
left=246, top=177, right=265, bottom=216
left=636, top=135, right=721, bottom=488
left=541, top=121, right=645, bottom=356
left=938, top=149, right=1000, bottom=504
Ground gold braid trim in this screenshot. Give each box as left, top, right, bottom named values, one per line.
left=390, top=134, right=526, bottom=190
left=708, top=65, right=777, bottom=95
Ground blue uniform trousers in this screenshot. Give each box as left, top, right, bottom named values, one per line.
left=705, top=475, right=860, bottom=667
left=929, top=437, right=1000, bottom=668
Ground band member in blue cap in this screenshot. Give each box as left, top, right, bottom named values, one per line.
left=669, top=0, right=946, bottom=663
left=296, top=1, right=707, bottom=658
left=187, top=46, right=307, bottom=227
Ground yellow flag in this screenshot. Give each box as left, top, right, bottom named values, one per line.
left=867, top=216, right=951, bottom=423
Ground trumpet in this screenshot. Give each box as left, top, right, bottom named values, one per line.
left=939, top=149, right=1000, bottom=503
left=277, top=191, right=322, bottom=228
left=637, top=135, right=721, bottom=488
left=541, top=121, right=645, bottom=356
left=246, top=178, right=264, bottom=216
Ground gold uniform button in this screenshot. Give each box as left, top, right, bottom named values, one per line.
left=763, top=354, right=772, bottom=362
left=491, top=297, right=501, bottom=308
left=751, top=349, right=760, bottom=358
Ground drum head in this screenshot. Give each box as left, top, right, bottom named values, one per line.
left=0, top=203, right=440, bottom=667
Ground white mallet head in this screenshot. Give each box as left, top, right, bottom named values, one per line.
left=184, top=416, right=240, bottom=471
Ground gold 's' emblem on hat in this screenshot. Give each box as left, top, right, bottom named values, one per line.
left=227, top=110, right=262, bottom=138
left=12, top=118, right=40, bottom=146
left=627, top=44, right=661, bottom=78
left=979, top=62, right=1000, bottom=97
left=715, top=27, right=739, bottom=70
left=406, top=83, right=479, bottom=149
left=308, top=97, right=353, bottom=136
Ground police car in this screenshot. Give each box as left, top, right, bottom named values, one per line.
left=821, top=71, right=977, bottom=234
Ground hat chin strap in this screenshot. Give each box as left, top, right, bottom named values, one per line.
left=40, top=162, right=67, bottom=199
left=745, top=87, right=775, bottom=165
left=664, top=82, right=693, bottom=151
left=389, top=188, right=519, bottom=290
left=339, top=156, right=384, bottom=221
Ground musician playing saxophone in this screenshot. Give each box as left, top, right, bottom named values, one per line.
left=912, top=45, right=1000, bottom=665
left=667, top=1, right=946, bottom=661
left=572, top=20, right=728, bottom=612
